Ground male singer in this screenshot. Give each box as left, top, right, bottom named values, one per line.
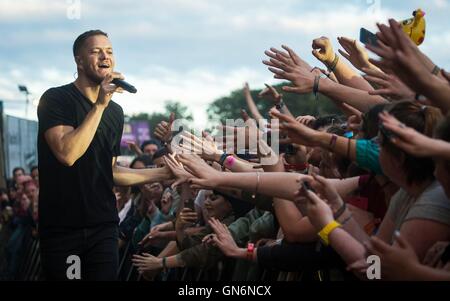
left=37, top=30, right=171, bottom=280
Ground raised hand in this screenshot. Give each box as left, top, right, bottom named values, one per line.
left=177, top=154, right=223, bottom=189
left=296, top=115, right=316, bottom=127
left=177, top=131, right=223, bottom=162
left=206, top=217, right=240, bottom=258
left=378, top=111, right=445, bottom=157
left=366, top=233, right=420, bottom=281
left=126, top=140, right=143, bottom=156
left=177, top=207, right=198, bottom=226
left=263, top=45, right=316, bottom=94
left=138, top=224, right=165, bottom=247
left=258, top=83, right=282, bottom=103
left=164, top=153, right=192, bottom=188
left=299, top=184, right=335, bottom=231
left=363, top=67, right=415, bottom=101
left=264, top=45, right=312, bottom=70
left=312, top=36, right=336, bottom=67
left=309, top=174, right=345, bottom=214
left=269, top=108, right=323, bottom=147
left=337, top=37, right=375, bottom=71
left=97, top=72, right=125, bottom=108
left=154, top=112, right=175, bottom=143
left=132, top=253, right=162, bottom=273
left=366, top=20, right=435, bottom=93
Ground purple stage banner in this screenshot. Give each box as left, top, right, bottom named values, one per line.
left=120, top=121, right=151, bottom=147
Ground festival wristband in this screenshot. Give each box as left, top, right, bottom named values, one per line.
left=318, top=220, right=341, bottom=246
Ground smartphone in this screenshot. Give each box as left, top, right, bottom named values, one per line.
left=360, top=27, right=378, bottom=47
left=296, top=181, right=314, bottom=217
left=302, top=181, right=316, bottom=193
left=344, top=131, right=354, bottom=139
left=185, top=198, right=195, bottom=211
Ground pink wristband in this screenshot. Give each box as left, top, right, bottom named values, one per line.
left=224, top=156, right=236, bottom=168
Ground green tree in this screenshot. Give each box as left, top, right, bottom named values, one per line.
left=127, top=100, right=193, bottom=136
left=207, top=83, right=341, bottom=123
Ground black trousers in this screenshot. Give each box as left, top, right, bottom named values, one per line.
left=39, top=224, right=118, bottom=281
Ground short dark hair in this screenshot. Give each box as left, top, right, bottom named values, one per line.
left=73, top=30, right=108, bottom=57
left=12, top=167, right=25, bottom=176
left=141, top=139, right=161, bottom=151
left=312, top=115, right=345, bottom=130
left=130, top=155, right=153, bottom=169
left=382, top=101, right=442, bottom=185
left=361, top=104, right=388, bottom=139
left=30, top=166, right=38, bottom=173
left=152, top=147, right=169, bottom=161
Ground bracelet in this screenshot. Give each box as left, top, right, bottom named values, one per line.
left=255, top=172, right=261, bottom=194
left=432, top=65, right=441, bottom=75
left=318, top=220, right=342, bottom=246
left=313, top=75, right=320, bottom=100
left=346, top=137, right=352, bottom=159
left=162, top=257, right=168, bottom=272
left=247, top=243, right=255, bottom=261
left=218, top=153, right=228, bottom=166
left=329, top=134, right=338, bottom=150
left=339, top=213, right=353, bottom=226
left=333, top=202, right=347, bottom=220
left=328, top=54, right=339, bottom=73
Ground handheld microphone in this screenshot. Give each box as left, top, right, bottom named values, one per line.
left=112, top=78, right=137, bottom=94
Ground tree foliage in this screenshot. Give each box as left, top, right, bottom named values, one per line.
left=207, top=82, right=341, bottom=123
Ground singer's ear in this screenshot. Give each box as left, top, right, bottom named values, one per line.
left=75, top=56, right=83, bottom=69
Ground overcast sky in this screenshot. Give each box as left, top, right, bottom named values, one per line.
left=1, top=0, right=449, bottom=128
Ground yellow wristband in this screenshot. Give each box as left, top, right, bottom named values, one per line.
left=318, top=220, right=341, bottom=246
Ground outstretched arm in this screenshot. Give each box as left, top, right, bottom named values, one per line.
left=112, top=157, right=172, bottom=186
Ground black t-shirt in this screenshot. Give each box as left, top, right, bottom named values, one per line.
left=37, top=83, right=124, bottom=230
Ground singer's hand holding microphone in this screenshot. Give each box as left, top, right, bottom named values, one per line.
left=97, top=71, right=137, bottom=109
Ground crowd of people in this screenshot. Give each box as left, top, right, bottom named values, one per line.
left=1, top=17, right=450, bottom=281
left=129, top=19, right=450, bottom=281
left=0, top=167, right=39, bottom=279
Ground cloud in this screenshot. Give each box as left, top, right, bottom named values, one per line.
left=0, top=0, right=74, bottom=21
left=1, top=0, right=449, bottom=128
left=114, top=66, right=269, bottom=128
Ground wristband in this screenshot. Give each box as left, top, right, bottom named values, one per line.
left=218, top=153, right=228, bottom=166
left=340, top=213, right=353, bottom=226
left=333, top=202, right=347, bottom=220
left=432, top=65, right=441, bottom=75
left=313, top=75, right=320, bottom=100
left=329, top=134, right=338, bottom=150
left=162, top=257, right=168, bottom=272
left=224, top=155, right=236, bottom=168
left=328, top=54, right=339, bottom=73
left=346, top=137, right=352, bottom=159
left=247, top=243, right=255, bottom=260
left=318, top=220, right=341, bottom=246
